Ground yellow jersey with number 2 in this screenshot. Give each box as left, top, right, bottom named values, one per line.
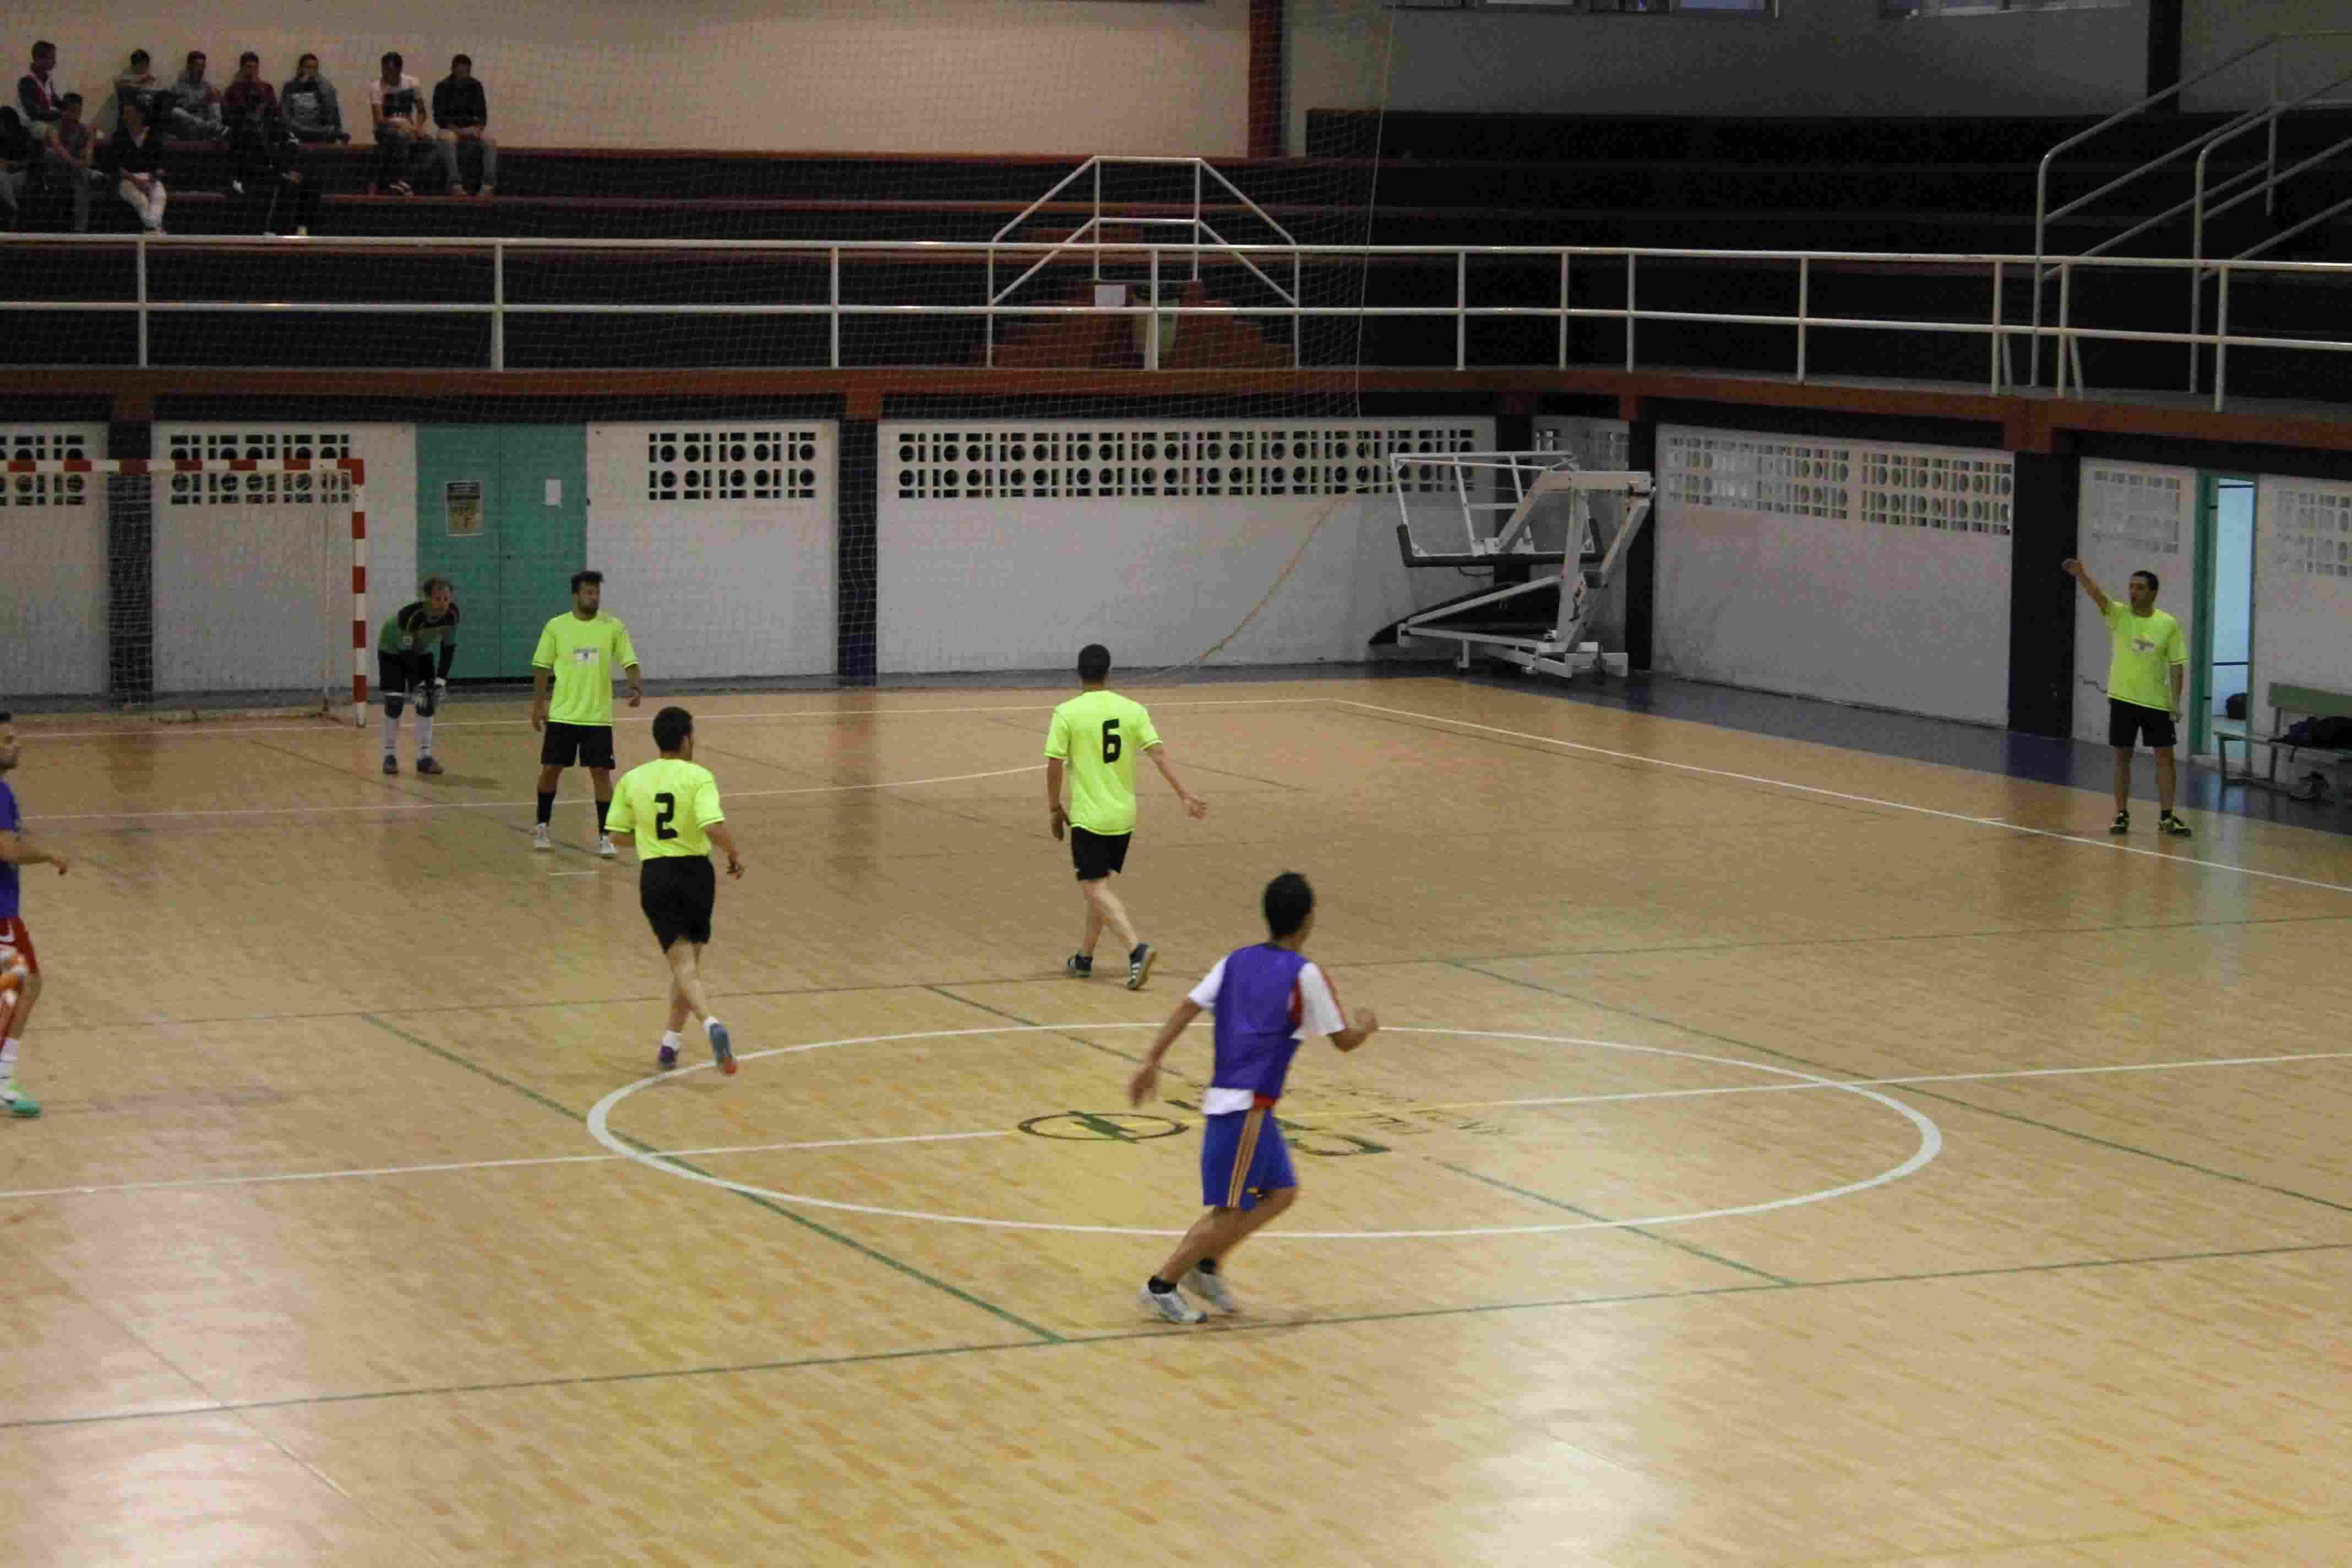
left=1046, top=689, right=1161, bottom=837
left=606, top=757, right=723, bottom=860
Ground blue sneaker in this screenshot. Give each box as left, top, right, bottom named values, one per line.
left=657, top=1042, right=679, bottom=1070
left=708, top=1021, right=736, bottom=1076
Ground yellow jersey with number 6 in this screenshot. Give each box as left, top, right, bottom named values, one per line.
left=1046, top=689, right=1160, bottom=836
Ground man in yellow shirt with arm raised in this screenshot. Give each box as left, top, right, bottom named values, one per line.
left=605, top=705, right=745, bottom=1075
left=530, top=570, right=642, bottom=856
left=1045, top=643, right=1208, bottom=990
left=2065, top=558, right=2192, bottom=839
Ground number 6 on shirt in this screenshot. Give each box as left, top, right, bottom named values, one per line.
left=1101, top=718, right=1121, bottom=764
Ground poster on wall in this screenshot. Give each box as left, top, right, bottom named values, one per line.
left=445, top=480, right=483, bottom=537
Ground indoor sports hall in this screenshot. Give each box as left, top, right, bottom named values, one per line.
left=6, top=2, right=2352, bottom=1564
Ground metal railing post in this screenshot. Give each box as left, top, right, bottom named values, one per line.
left=1146, top=247, right=1160, bottom=372
left=2214, top=263, right=2233, bottom=412
left=1456, top=251, right=1467, bottom=371
left=830, top=247, right=841, bottom=371
left=1292, top=246, right=1302, bottom=369
left=135, top=234, right=149, bottom=369
left=2056, top=262, right=2073, bottom=398
left=1092, top=161, right=1103, bottom=284
left=491, top=241, right=505, bottom=371
left=1796, top=256, right=1810, bottom=383
left=1990, top=258, right=2004, bottom=392
left=1558, top=250, right=1570, bottom=370
left=1625, top=252, right=1638, bottom=372
left=986, top=244, right=995, bottom=368
left=1191, top=161, right=1203, bottom=283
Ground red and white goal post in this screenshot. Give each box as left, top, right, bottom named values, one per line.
left=2, top=456, right=371, bottom=726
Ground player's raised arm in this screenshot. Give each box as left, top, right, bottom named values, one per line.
left=1127, top=997, right=1204, bottom=1106
left=1144, top=742, right=1207, bottom=820
left=2062, top=558, right=2112, bottom=614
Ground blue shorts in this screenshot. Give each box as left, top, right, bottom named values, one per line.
left=1199, top=1104, right=1295, bottom=1211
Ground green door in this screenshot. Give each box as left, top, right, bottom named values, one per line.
left=415, top=426, right=589, bottom=680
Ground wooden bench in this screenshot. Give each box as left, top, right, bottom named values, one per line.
left=2215, top=682, right=2352, bottom=801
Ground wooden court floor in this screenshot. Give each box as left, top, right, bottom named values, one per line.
left=2, top=676, right=2348, bottom=1566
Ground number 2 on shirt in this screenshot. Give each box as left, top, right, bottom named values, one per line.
left=654, top=791, right=678, bottom=840
left=1100, top=718, right=1121, bottom=764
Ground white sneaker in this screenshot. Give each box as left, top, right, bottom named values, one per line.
left=1138, top=1283, right=1205, bottom=1325
left=597, top=835, right=617, bottom=858
left=531, top=823, right=552, bottom=852
left=1182, top=1266, right=1238, bottom=1314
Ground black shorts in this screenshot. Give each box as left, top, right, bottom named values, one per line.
left=540, top=720, right=617, bottom=770
left=1070, top=825, right=1131, bottom=882
left=378, top=651, right=430, bottom=704
left=2109, top=699, right=2177, bottom=750
left=640, top=856, right=716, bottom=950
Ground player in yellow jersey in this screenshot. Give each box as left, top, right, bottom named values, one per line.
left=1044, top=643, right=1207, bottom=989
left=529, top=570, right=642, bottom=856
left=2064, top=558, right=2192, bottom=837
left=605, top=705, right=745, bottom=1074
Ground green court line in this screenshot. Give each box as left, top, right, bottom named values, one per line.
left=1433, top=1161, right=1794, bottom=1286
left=1451, top=963, right=2352, bottom=1219
left=355, top=1013, right=1062, bottom=1344
left=10, top=1235, right=2346, bottom=1434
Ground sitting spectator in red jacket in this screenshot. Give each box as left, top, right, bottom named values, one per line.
left=17, top=41, right=63, bottom=137
left=222, top=51, right=277, bottom=193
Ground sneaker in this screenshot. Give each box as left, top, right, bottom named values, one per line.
left=292, top=226, right=309, bottom=238
left=707, top=1021, right=737, bottom=1076
left=1065, top=952, right=1093, bottom=979
left=531, top=823, right=552, bottom=852
left=382, top=753, right=398, bottom=775
left=1139, top=1282, right=1204, bottom=1325
left=597, top=834, right=618, bottom=858
left=2, top=1085, right=39, bottom=1119
left=2159, top=812, right=2193, bottom=838
left=2109, top=810, right=2131, bottom=835
left=1181, top=1266, right=1238, bottom=1314
left=1126, top=943, right=1156, bottom=991
left=657, top=1042, right=679, bottom=1069
left=415, top=755, right=444, bottom=776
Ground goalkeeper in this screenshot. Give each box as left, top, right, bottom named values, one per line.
left=379, top=576, right=460, bottom=776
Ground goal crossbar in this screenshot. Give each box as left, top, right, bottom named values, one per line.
left=3, top=457, right=370, bottom=725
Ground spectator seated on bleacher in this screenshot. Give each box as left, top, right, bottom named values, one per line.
left=0, top=106, right=29, bottom=230
left=16, top=40, right=62, bottom=138
left=281, top=54, right=347, bottom=144
left=366, top=51, right=431, bottom=197
left=431, top=53, right=495, bottom=197
left=164, top=50, right=225, bottom=141
left=110, top=50, right=159, bottom=133
left=43, top=91, right=106, bottom=232
left=250, top=105, right=318, bottom=238
left=105, top=97, right=167, bottom=234
left=222, top=51, right=276, bottom=194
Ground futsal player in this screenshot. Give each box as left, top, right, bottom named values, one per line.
left=1044, top=643, right=1206, bottom=989
left=2063, top=558, right=2192, bottom=837
left=378, top=575, right=459, bottom=776
left=604, top=705, right=744, bottom=1074
left=529, top=570, right=642, bottom=855
left=1125, top=872, right=1378, bottom=1323
left=0, top=711, right=73, bottom=1119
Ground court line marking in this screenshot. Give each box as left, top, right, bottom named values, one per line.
left=35, top=764, right=1047, bottom=822
left=7, top=1039, right=2343, bottom=1205
left=23, top=695, right=1320, bottom=742
left=587, top=1025, right=1945, bottom=1238
left=12, top=1234, right=2349, bottom=1434
left=1333, top=698, right=2352, bottom=896
left=0, top=1129, right=1014, bottom=1201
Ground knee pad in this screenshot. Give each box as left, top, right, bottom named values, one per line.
left=384, top=694, right=405, bottom=720
left=415, top=682, right=439, bottom=718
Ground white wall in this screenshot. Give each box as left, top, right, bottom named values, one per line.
left=2071, top=459, right=2195, bottom=745
left=0, top=426, right=111, bottom=700
left=1654, top=424, right=2015, bottom=723
left=1292, top=0, right=2147, bottom=133
left=2251, top=475, right=2352, bottom=738
left=585, top=421, right=837, bottom=680
left=43, top=0, right=1256, bottom=155
left=153, top=424, right=417, bottom=696
left=2183, top=1, right=2352, bottom=113
left=877, top=417, right=1489, bottom=672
